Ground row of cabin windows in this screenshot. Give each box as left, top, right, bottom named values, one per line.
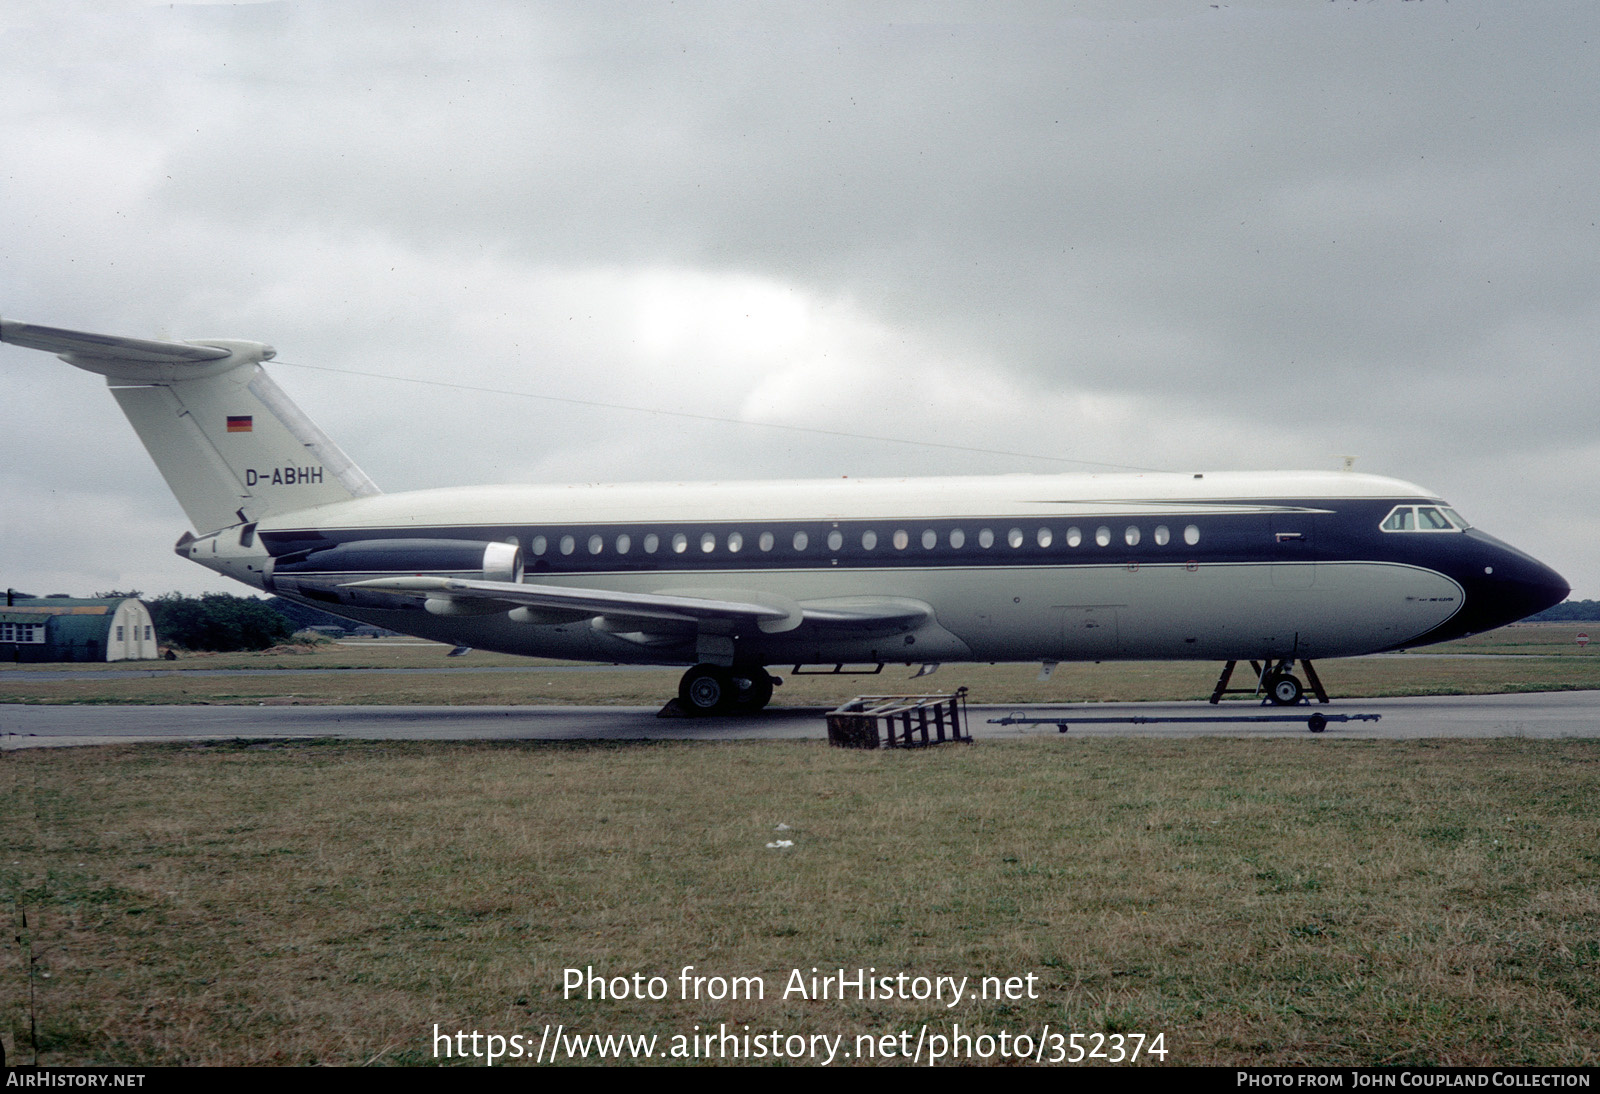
left=527, top=524, right=1203, bottom=558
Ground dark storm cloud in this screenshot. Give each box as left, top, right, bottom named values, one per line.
left=2, top=1, right=1596, bottom=595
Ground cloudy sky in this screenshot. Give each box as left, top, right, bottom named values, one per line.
left=2, top=0, right=1596, bottom=602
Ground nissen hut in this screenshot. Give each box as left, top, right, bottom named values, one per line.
left=0, top=597, right=160, bottom=662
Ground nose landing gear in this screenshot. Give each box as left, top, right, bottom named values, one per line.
left=1267, top=670, right=1304, bottom=706
left=1208, top=658, right=1331, bottom=706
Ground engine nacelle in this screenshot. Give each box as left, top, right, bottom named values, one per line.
left=266, top=538, right=522, bottom=608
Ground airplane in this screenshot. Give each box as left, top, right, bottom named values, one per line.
left=0, top=317, right=1571, bottom=714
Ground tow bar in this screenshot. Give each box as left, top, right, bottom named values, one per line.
left=988, top=711, right=1381, bottom=734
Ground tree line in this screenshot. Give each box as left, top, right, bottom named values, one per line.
left=1527, top=599, right=1600, bottom=622
left=90, top=590, right=370, bottom=651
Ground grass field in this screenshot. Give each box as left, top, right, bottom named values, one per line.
left=3, top=623, right=1598, bottom=1067
left=2, top=623, right=1598, bottom=708
left=3, top=736, right=1598, bottom=1066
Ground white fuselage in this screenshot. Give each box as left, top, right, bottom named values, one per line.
left=184, top=468, right=1559, bottom=668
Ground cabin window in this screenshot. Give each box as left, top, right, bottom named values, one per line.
left=728, top=532, right=744, bottom=553
left=700, top=532, right=716, bottom=553
left=922, top=529, right=938, bottom=550
left=793, top=531, right=809, bottom=551
left=1095, top=526, right=1111, bottom=547
left=559, top=535, right=576, bottom=555
left=616, top=534, right=631, bottom=554
left=643, top=534, right=659, bottom=554
left=588, top=534, right=604, bottom=555
left=1184, top=524, right=1200, bottom=545
left=1066, top=527, right=1082, bottom=547
left=827, top=530, right=844, bottom=551
left=1036, top=527, right=1052, bottom=548
left=979, top=528, right=995, bottom=548
left=759, top=531, right=775, bottom=552
left=1125, top=526, right=1140, bottom=546
left=672, top=533, right=688, bottom=554
left=1154, top=525, right=1170, bottom=546
left=861, top=530, right=878, bottom=550
left=531, top=535, right=547, bottom=556
left=893, top=529, right=909, bottom=550
left=1007, top=527, right=1024, bottom=548
left=949, top=528, right=966, bottom=548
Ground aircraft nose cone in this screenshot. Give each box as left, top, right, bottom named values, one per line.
left=1489, top=555, right=1570, bottom=628
left=1524, top=562, right=1571, bottom=618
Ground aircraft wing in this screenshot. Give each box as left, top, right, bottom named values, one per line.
left=342, top=575, right=798, bottom=630
left=340, top=576, right=931, bottom=636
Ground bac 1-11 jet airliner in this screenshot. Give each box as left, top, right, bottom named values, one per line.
left=0, top=318, right=1570, bottom=713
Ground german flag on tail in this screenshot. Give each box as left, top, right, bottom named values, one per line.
left=226, top=416, right=253, bottom=433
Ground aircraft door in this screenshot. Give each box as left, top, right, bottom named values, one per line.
left=1270, top=513, right=1318, bottom=589
left=1060, top=605, right=1121, bottom=659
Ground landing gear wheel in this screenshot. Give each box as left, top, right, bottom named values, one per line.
left=728, top=668, right=774, bottom=713
left=1267, top=673, right=1304, bottom=706
left=679, top=664, right=734, bottom=716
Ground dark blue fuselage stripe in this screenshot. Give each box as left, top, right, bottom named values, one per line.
left=257, top=497, right=1501, bottom=587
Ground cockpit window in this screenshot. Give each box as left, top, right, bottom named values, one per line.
left=1380, top=505, right=1467, bottom=533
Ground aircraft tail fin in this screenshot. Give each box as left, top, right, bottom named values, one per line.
left=0, top=319, right=380, bottom=534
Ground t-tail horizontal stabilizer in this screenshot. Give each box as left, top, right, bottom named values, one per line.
left=0, top=318, right=380, bottom=535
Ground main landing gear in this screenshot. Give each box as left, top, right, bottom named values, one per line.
left=677, top=663, right=778, bottom=716
left=1208, top=658, right=1330, bottom=706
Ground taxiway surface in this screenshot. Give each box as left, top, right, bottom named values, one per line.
left=3, top=691, right=1598, bottom=748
